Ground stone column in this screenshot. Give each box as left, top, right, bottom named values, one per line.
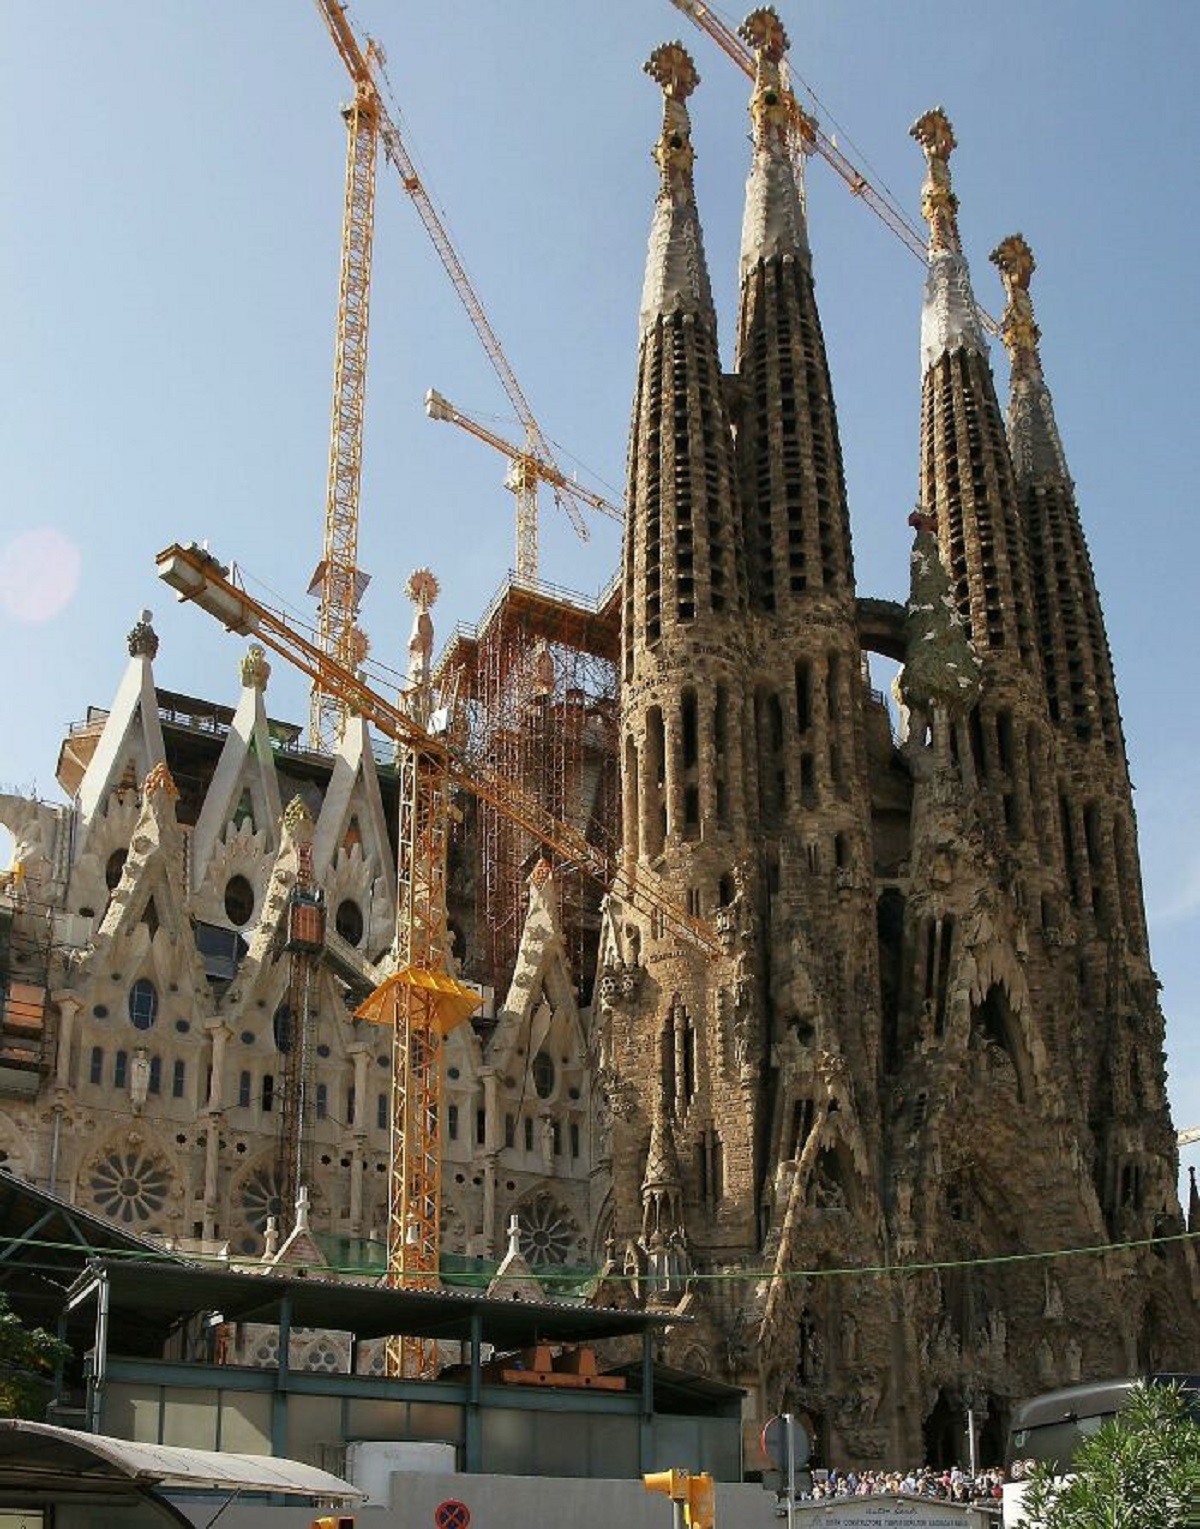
left=51, top=992, right=81, bottom=1088
left=349, top=1044, right=369, bottom=1234
left=480, top=1067, right=499, bottom=1254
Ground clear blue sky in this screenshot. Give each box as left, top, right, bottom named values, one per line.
left=2, top=2, right=1198, bottom=1198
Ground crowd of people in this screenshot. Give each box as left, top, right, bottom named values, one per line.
left=803, top=1463, right=1007, bottom=1504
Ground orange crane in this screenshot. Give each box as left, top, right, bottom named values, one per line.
left=312, top=3, right=616, bottom=614
left=425, top=389, right=623, bottom=583
left=671, top=0, right=1002, bottom=338
left=157, top=540, right=719, bottom=1373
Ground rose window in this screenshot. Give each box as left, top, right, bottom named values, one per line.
left=517, top=1195, right=579, bottom=1268
left=89, top=1148, right=171, bottom=1226
left=240, top=1165, right=283, bottom=1238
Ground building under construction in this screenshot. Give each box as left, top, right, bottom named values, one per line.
left=439, top=570, right=620, bottom=1007
left=1, top=2, right=1198, bottom=1480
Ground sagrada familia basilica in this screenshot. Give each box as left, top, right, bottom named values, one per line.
left=1, top=9, right=1195, bottom=1468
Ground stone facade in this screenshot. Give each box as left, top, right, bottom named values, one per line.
left=0, top=620, right=602, bottom=1295
left=598, top=14, right=1198, bottom=1471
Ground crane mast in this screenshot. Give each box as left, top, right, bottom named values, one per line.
left=310, top=52, right=379, bottom=753
left=314, top=0, right=608, bottom=587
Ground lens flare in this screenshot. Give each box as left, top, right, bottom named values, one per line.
left=0, top=528, right=82, bottom=622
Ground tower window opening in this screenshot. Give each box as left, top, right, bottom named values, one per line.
left=681, top=688, right=698, bottom=769
left=114, top=1050, right=128, bottom=1090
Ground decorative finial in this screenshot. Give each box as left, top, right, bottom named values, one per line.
left=406, top=568, right=440, bottom=611
left=740, top=7, right=787, bottom=61
left=990, top=233, right=1042, bottom=379
left=127, top=609, right=159, bottom=660
left=142, top=762, right=179, bottom=800
left=645, top=41, right=698, bottom=102
left=911, top=107, right=961, bottom=255
left=405, top=569, right=438, bottom=694
left=507, top=1211, right=522, bottom=1259
left=646, top=43, right=699, bottom=188
left=240, top=643, right=271, bottom=691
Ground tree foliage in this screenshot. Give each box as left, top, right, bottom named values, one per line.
left=1019, top=1382, right=1200, bottom=1529
left=0, top=1290, right=70, bottom=1420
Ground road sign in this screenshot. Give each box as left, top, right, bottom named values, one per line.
left=762, top=1413, right=811, bottom=1470
left=434, top=1501, right=470, bottom=1529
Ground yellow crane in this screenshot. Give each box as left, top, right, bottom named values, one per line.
left=671, top=0, right=1002, bottom=337
left=312, top=1, right=617, bottom=651
left=424, top=389, right=623, bottom=583
left=157, top=540, right=718, bottom=1373
left=310, top=0, right=381, bottom=753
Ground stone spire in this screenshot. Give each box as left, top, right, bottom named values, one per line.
left=911, top=108, right=987, bottom=373
left=639, top=44, right=715, bottom=338
left=738, top=7, right=809, bottom=279
left=989, top=231, right=1121, bottom=755
left=913, top=108, right=1036, bottom=668
left=735, top=6, right=858, bottom=617
left=990, top=235, right=1070, bottom=483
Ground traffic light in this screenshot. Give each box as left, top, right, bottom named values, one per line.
left=311, top=1518, right=354, bottom=1529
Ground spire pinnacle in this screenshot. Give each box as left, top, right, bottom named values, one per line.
left=639, top=43, right=715, bottom=336
left=738, top=7, right=809, bottom=275
left=646, top=42, right=699, bottom=189
left=991, top=233, right=1042, bottom=380
left=911, top=106, right=985, bottom=371
left=990, top=232, right=1069, bottom=482
left=911, top=107, right=961, bottom=256
left=741, top=7, right=789, bottom=148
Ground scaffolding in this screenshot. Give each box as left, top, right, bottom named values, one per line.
left=438, top=571, right=621, bottom=1005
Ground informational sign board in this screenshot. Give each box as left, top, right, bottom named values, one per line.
left=793, top=1497, right=983, bottom=1528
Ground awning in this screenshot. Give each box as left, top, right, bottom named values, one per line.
left=0, top=1420, right=363, bottom=1502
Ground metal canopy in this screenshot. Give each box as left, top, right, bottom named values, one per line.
left=68, top=1257, right=681, bottom=1350
left=0, top=1169, right=178, bottom=1335
left=0, top=1419, right=362, bottom=1500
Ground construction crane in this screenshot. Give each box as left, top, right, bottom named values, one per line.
left=425, top=389, right=623, bottom=583
left=1179, top=1127, right=1200, bottom=1149
left=157, top=540, right=719, bottom=1372
left=312, top=5, right=616, bottom=602
left=309, top=0, right=381, bottom=753
left=670, top=0, right=1002, bottom=338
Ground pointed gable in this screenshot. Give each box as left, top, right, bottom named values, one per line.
left=77, top=612, right=167, bottom=840
left=191, top=645, right=283, bottom=889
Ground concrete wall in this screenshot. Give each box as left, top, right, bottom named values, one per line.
left=174, top=1471, right=775, bottom=1529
